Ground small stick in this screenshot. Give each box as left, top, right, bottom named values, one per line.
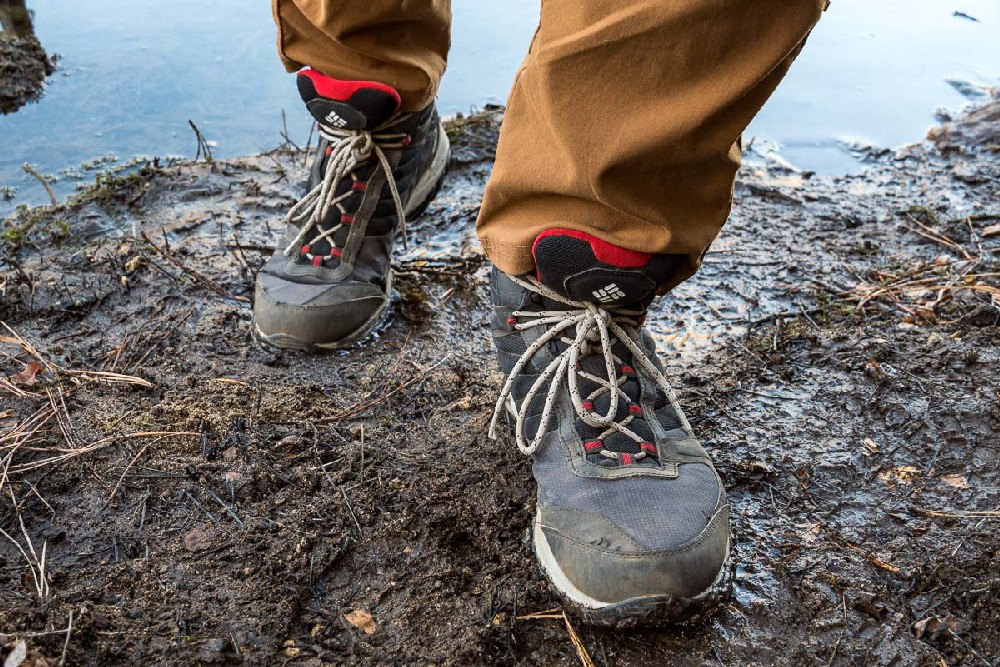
left=303, top=122, right=315, bottom=166
left=106, top=441, right=155, bottom=503
left=59, top=609, right=74, bottom=666
left=280, top=109, right=301, bottom=152
left=204, top=488, right=245, bottom=529
left=561, top=611, right=596, bottom=667
left=22, top=163, right=57, bottom=205
left=340, top=487, right=362, bottom=539
left=188, top=120, right=213, bottom=162
left=141, top=230, right=249, bottom=303
left=319, top=354, right=452, bottom=423
left=184, top=491, right=218, bottom=524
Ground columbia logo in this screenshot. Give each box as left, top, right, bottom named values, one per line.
left=592, top=283, right=626, bottom=303
left=324, top=110, right=348, bottom=128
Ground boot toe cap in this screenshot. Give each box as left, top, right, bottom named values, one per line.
left=253, top=272, right=388, bottom=348
left=535, top=472, right=731, bottom=608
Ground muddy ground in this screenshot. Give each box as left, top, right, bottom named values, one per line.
left=0, top=92, right=998, bottom=666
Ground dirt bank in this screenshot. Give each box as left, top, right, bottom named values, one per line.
left=1, top=96, right=998, bottom=665
left=0, top=24, right=55, bottom=114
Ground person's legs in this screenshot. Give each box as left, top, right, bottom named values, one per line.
left=478, top=0, right=826, bottom=290
left=272, top=0, right=450, bottom=112
left=484, top=0, right=826, bottom=625
left=255, top=1, right=451, bottom=349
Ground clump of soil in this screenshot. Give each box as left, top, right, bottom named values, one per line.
left=0, top=35, right=55, bottom=114
left=0, top=97, right=998, bottom=666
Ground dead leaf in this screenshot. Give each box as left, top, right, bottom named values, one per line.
left=183, top=524, right=214, bottom=552
left=982, top=224, right=1000, bottom=238
left=863, top=438, right=879, bottom=454
left=913, top=616, right=935, bottom=639
left=913, top=615, right=964, bottom=639
left=451, top=396, right=473, bottom=411
left=0, top=410, right=13, bottom=420
left=344, top=609, right=376, bottom=635
left=4, top=640, right=27, bottom=667
left=878, top=466, right=921, bottom=487
left=10, top=361, right=44, bottom=387
left=940, top=474, right=970, bottom=489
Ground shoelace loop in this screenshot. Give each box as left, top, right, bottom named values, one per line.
left=489, top=276, right=691, bottom=457
left=283, top=121, right=410, bottom=260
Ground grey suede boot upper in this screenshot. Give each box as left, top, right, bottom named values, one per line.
left=254, top=69, right=448, bottom=350
left=488, top=230, right=731, bottom=623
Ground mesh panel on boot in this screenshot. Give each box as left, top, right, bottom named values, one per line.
left=533, top=442, right=721, bottom=551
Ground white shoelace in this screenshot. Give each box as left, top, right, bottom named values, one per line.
left=283, top=122, right=410, bottom=260
left=488, top=276, right=691, bottom=457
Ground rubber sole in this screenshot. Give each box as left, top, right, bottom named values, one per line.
left=533, top=515, right=734, bottom=628
left=254, top=124, right=451, bottom=352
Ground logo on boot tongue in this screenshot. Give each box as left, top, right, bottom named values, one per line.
left=324, top=110, right=348, bottom=128
left=592, top=283, right=627, bottom=303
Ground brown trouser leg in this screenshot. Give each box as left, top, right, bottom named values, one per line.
left=272, top=0, right=450, bottom=112
left=272, top=0, right=825, bottom=290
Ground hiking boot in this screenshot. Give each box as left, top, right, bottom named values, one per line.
left=489, top=230, right=732, bottom=626
left=254, top=69, right=450, bottom=350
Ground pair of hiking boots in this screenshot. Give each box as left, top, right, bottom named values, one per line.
left=254, top=70, right=731, bottom=626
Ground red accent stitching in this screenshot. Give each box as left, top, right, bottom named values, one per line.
left=341, top=215, right=354, bottom=224
left=532, top=229, right=651, bottom=269
left=301, top=245, right=311, bottom=255
left=330, top=248, right=343, bottom=258
left=352, top=181, right=368, bottom=191
left=506, top=317, right=517, bottom=325
left=621, top=453, right=633, bottom=466
left=640, top=443, right=657, bottom=453
left=620, top=365, right=635, bottom=375
left=582, top=401, right=594, bottom=411
left=312, top=257, right=323, bottom=267
left=298, top=68, right=402, bottom=109
left=584, top=440, right=603, bottom=451
left=628, top=405, right=644, bottom=416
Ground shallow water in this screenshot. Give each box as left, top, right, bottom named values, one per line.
left=0, top=0, right=997, bottom=214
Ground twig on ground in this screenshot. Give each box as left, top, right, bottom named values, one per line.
left=188, top=119, right=214, bottom=162
left=22, top=163, right=57, bottom=205
left=59, top=609, right=74, bottom=666
left=340, top=486, right=363, bottom=539
left=917, top=509, right=1000, bottom=519
left=280, top=109, right=302, bottom=152
left=204, top=487, right=245, bottom=529
left=0, top=510, right=50, bottom=603
left=515, top=608, right=595, bottom=667
left=184, top=490, right=219, bottom=524
left=319, top=353, right=452, bottom=424
left=140, top=230, right=249, bottom=303
left=106, top=440, right=156, bottom=503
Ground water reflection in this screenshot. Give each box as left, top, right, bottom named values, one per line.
left=0, top=0, right=54, bottom=114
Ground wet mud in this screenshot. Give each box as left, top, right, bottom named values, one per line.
left=0, top=95, right=998, bottom=665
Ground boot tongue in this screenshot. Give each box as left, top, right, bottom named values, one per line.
left=297, top=68, right=402, bottom=131
left=531, top=229, right=681, bottom=308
